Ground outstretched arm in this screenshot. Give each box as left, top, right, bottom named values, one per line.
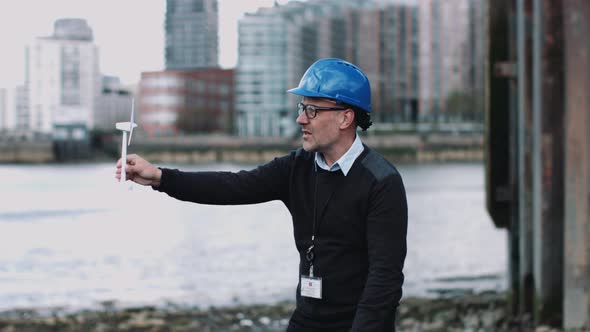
left=154, top=155, right=292, bottom=205
left=116, top=153, right=294, bottom=206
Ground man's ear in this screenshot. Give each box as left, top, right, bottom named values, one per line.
left=339, top=109, right=355, bottom=129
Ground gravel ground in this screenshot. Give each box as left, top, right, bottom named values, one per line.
left=0, top=291, right=573, bottom=332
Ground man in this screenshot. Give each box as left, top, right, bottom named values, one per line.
left=116, top=58, right=408, bottom=331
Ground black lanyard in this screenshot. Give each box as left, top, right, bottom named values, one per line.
left=306, top=167, right=341, bottom=271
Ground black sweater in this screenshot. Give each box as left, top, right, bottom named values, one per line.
left=155, top=146, right=408, bottom=331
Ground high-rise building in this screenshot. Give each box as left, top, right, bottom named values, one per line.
left=0, top=85, right=28, bottom=132
left=418, top=0, right=485, bottom=122
left=0, top=88, right=9, bottom=131
left=0, top=88, right=11, bottom=131
left=94, top=76, right=134, bottom=131
left=26, top=18, right=100, bottom=138
left=377, top=3, right=420, bottom=123
left=236, top=4, right=302, bottom=137
left=466, top=0, right=486, bottom=122
left=165, top=0, right=219, bottom=70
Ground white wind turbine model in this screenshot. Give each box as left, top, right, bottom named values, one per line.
left=116, top=99, right=138, bottom=184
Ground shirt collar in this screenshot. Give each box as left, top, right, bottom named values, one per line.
left=315, top=135, right=364, bottom=176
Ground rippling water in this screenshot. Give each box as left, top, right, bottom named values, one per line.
left=0, top=161, right=507, bottom=311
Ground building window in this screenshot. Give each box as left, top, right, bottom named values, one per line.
left=143, top=94, right=184, bottom=107
left=61, top=46, right=81, bottom=106
left=142, top=76, right=184, bottom=89
left=192, top=0, right=204, bottom=12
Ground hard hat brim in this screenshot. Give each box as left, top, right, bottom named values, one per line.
left=287, top=87, right=335, bottom=100
left=287, top=87, right=371, bottom=113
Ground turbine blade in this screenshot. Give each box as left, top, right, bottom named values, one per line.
left=128, top=99, right=135, bottom=146
left=130, top=98, right=135, bottom=123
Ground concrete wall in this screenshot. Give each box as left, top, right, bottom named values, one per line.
left=0, top=141, right=53, bottom=163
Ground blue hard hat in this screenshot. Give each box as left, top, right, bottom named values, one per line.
left=287, top=58, right=371, bottom=113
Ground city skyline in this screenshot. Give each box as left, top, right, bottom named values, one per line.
left=0, top=0, right=294, bottom=89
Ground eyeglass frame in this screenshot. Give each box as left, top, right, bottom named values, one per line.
left=297, top=102, right=349, bottom=119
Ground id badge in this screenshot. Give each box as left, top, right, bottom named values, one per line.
left=301, top=275, right=322, bottom=299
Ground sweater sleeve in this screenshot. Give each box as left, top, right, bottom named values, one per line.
left=351, top=172, right=408, bottom=331
left=153, top=153, right=293, bottom=205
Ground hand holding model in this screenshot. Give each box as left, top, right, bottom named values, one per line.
left=116, top=154, right=162, bottom=187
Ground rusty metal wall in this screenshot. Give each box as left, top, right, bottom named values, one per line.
left=532, top=0, right=564, bottom=325
left=563, top=0, right=590, bottom=329
left=487, top=0, right=577, bottom=327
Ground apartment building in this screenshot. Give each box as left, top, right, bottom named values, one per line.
left=26, top=18, right=100, bottom=138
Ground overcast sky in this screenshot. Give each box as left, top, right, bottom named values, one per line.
left=0, top=0, right=293, bottom=88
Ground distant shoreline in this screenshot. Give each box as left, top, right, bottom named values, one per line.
left=125, top=133, right=484, bottom=165
left=0, top=132, right=484, bottom=164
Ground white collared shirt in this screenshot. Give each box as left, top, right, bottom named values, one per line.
left=315, top=135, right=364, bottom=176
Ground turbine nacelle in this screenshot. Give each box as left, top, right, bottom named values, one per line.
left=116, top=99, right=137, bottom=146
left=116, top=122, right=137, bottom=132
left=116, top=122, right=138, bottom=146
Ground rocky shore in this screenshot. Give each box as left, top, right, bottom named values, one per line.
left=0, top=291, right=565, bottom=332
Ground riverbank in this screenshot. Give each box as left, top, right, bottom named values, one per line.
left=115, top=133, right=484, bottom=165
left=0, top=132, right=483, bottom=164
left=0, top=291, right=563, bottom=332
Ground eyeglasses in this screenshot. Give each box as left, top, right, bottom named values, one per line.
left=297, top=102, right=348, bottom=119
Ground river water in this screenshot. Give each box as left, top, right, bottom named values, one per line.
left=0, top=161, right=507, bottom=311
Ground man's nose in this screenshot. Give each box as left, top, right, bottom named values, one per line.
left=296, top=111, right=309, bottom=125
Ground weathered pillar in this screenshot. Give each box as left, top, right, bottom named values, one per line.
left=517, top=0, right=535, bottom=316
left=485, top=0, right=518, bottom=313
left=563, top=0, right=590, bottom=329
left=531, top=0, right=564, bottom=326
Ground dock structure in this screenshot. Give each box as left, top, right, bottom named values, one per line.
left=486, top=0, right=589, bottom=328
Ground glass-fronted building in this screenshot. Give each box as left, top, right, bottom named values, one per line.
left=165, top=0, right=219, bottom=70
left=236, top=4, right=305, bottom=137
